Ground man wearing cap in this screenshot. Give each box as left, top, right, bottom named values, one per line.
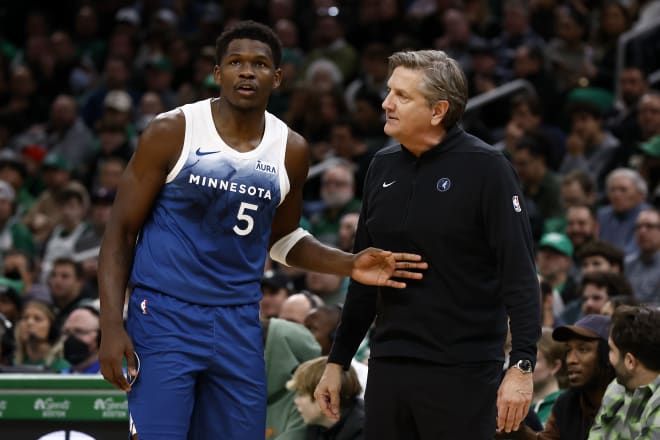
left=517, top=315, right=615, bottom=439
left=0, top=179, right=35, bottom=257
left=103, top=90, right=134, bottom=128
left=536, top=232, right=577, bottom=306
left=588, top=306, right=660, bottom=440
left=260, top=269, right=294, bottom=319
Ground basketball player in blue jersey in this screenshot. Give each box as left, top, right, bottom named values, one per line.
left=98, top=21, right=426, bottom=439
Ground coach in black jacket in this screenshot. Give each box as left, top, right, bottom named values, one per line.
left=315, top=49, right=541, bottom=440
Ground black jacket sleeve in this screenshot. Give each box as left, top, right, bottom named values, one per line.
left=482, top=155, right=541, bottom=367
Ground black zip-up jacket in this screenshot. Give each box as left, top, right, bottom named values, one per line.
left=328, top=126, right=541, bottom=369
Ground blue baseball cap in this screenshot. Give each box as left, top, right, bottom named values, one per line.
left=553, top=314, right=611, bottom=342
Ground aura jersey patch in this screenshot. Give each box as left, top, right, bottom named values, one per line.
left=255, top=160, right=277, bottom=175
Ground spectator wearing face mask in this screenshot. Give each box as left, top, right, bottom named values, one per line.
left=59, top=304, right=101, bottom=374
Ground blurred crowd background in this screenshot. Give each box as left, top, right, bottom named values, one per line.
left=0, top=0, right=658, bottom=388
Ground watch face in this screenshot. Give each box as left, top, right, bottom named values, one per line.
left=518, top=360, right=533, bottom=372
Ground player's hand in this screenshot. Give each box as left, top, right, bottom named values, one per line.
left=351, top=248, right=427, bottom=288
left=99, top=325, right=137, bottom=392
left=314, top=363, right=343, bottom=420
left=496, top=367, right=533, bottom=433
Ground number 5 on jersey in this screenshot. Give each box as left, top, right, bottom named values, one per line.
left=233, top=202, right=258, bottom=236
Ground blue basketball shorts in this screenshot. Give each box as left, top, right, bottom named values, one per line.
left=126, top=287, right=266, bottom=439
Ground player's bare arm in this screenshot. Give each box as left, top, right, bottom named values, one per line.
left=98, top=110, right=184, bottom=391
left=269, top=129, right=427, bottom=287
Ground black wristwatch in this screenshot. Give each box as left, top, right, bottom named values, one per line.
left=511, top=359, right=533, bottom=374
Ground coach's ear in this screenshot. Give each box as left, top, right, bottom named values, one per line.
left=431, top=100, right=449, bottom=127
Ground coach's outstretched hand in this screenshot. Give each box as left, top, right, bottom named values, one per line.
left=99, top=325, right=138, bottom=392
left=351, top=248, right=427, bottom=288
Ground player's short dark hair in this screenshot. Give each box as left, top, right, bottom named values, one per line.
left=216, top=20, right=282, bottom=68
left=611, top=306, right=660, bottom=371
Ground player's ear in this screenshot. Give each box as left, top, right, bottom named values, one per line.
left=272, top=68, right=282, bottom=90
left=213, top=65, right=222, bottom=85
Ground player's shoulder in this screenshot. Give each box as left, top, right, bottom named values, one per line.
left=136, top=109, right=185, bottom=163
left=285, top=127, right=309, bottom=152
left=142, top=108, right=185, bottom=140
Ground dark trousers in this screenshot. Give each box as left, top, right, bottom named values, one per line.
left=364, top=358, right=502, bottom=440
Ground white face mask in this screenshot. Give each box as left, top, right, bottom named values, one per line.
left=321, top=188, right=353, bottom=209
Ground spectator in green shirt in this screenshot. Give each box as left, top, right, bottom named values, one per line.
left=13, top=299, right=68, bottom=371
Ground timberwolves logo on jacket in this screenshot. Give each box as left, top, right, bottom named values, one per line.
left=437, top=177, right=451, bottom=192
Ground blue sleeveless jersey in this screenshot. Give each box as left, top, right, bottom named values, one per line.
left=130, top=99, right=290, bottom=306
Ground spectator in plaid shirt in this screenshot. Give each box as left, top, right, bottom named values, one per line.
left=588, top=306, right=660, bottom=440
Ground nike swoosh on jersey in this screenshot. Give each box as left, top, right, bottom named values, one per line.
left=382, top=181, right=396, bottom=188
left=195, top=147, right=221, bottom=156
